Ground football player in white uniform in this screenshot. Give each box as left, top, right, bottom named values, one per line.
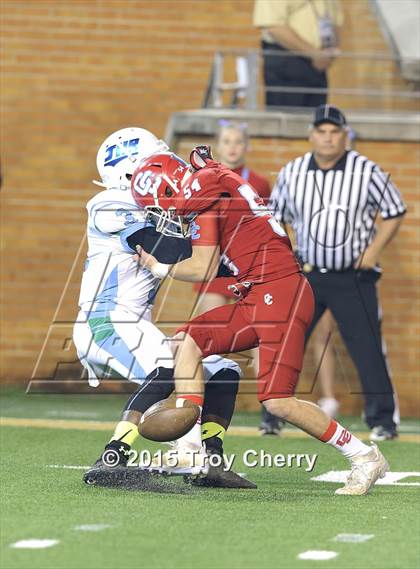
left=74, top=128, right=254, bottom=488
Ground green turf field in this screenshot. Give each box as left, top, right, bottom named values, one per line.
left=1, top=390, right=419, bottom=569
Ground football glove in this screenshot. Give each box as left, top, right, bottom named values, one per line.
left=189, top=145, right=213, bottom=170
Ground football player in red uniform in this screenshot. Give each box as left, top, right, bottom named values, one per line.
left=131, top=148, right=389, bottom=495
left=192, top=121, right=281, bottom=435
left=193, top=121, right=271, bottom=303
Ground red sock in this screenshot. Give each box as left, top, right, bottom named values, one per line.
left=177, top=394, right=204, bottom=408
left=319, top=420, right=338, bottom=442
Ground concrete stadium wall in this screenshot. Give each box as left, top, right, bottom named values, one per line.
left=1, top=1, right=419, bottom=415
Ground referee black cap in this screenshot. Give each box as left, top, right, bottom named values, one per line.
left=313, top=105, right=347, bottom=127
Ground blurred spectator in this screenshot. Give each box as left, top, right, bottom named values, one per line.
left=253, top=0, right=343, bottom=107
left=192, top=121, right=282, bottom=435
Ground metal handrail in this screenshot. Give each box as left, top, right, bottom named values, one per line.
left=265, top=86, right=420, bottom=99
left=262, top=48, right=420, bottom=63
left=218, top=47, right=420, bottom=63
left=204, top=48, right=419, bottom=110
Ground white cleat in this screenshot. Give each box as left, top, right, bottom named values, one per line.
left=147, top=441, right=209, bottom=477
left=335, top=444, right=389, bottom=496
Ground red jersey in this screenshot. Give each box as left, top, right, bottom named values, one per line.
left=183, top=161, right=299, bottom=283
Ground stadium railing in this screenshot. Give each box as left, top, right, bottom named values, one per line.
left=202, top=49, right=420, bottom=111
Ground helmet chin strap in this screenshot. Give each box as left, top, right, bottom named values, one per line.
left=92, top=179, right=130, bottom=191
left=92, top=179, right=108, bottom=188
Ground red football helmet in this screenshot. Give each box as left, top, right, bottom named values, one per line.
left=131, top=152, right=194, bottom=238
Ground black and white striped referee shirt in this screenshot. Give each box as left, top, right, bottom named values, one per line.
left=269, top=150, right=407, bottom=271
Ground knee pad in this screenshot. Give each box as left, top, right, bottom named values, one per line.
left=123, top=367, right=174, bottom=414
left=203, top=355, right=242, bottom=382
left=203, top=367, right=241, bottom=426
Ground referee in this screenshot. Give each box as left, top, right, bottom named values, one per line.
left=270, top=105, right=407, bottom=440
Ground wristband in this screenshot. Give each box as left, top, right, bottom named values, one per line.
left=151, top=262, right=171, bottom=279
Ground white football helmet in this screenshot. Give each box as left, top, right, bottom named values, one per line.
left=95, top=127, right=168, bottom=190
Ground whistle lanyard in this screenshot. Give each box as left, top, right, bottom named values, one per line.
left=308, top=0, right=338, bottom=48
left=240, top=167, right=250, bottom=181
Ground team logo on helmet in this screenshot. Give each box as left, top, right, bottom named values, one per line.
left=104, top=138, right=140, bottom=168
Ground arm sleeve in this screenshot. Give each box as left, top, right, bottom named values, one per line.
left=126, top=226, right=192, bottom=264
left=269, top=168, right=294, bottom=224
left=253, top=0, right=288, bottom=27
left=334, top=0, right=345, bottom=26
left=367, top=165, right=407, bottom=219
left=190, top=208, right=220, bottom=246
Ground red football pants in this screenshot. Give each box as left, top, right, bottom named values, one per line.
left=177, top=272, right=315, bottom=401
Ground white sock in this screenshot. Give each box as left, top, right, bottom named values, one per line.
left=175, top=407, right=202, bottom=450
left=321, top=420, right=371, bottom=459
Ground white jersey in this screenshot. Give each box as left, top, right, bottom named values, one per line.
left=74, top=186, right=241, bottom=387
left=78, top=188, right=158, bottom=318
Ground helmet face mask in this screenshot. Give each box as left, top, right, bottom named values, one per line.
left=144, top=205, right=192, bottom=239
left=96, top=127, right=169, bottom=190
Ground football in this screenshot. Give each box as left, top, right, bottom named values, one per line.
left=138, top=397, right=200, bottom=442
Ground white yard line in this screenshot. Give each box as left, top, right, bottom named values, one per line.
left=333, top=534, right=374, bottom=543
left=47, top=465, right=90, bottom=470
left=297, top=550, right=338, bottom=561
left=311, top=470, right=420, bottom=486
left=9, top=539, right=59, bottom=549
left=74, top=524, right=113, bottom=532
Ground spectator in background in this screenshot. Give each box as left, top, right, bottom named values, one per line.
left=253, top=0, right=343, bottom=107
left=192, top=121, right=282, bottom=435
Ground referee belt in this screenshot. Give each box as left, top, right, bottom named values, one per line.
left=302, top=263, right=354, bottom=274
